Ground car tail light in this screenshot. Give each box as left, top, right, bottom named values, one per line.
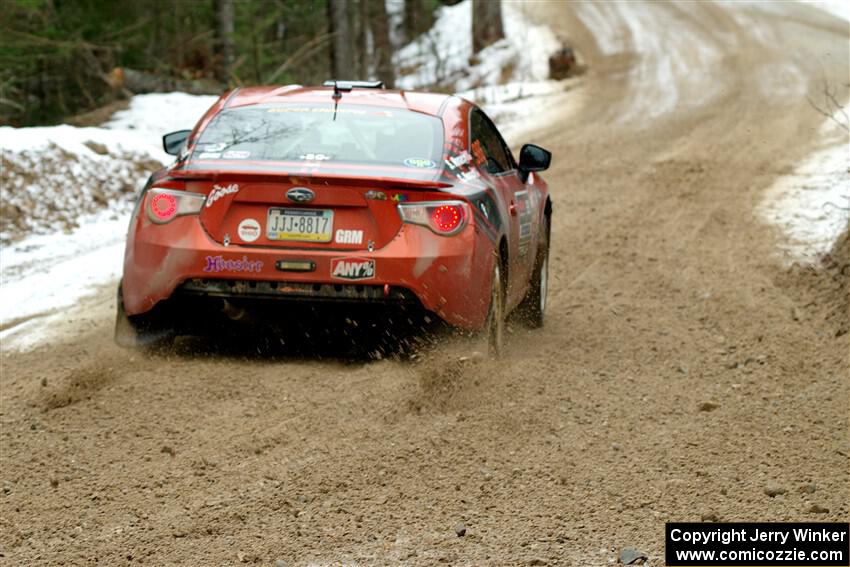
left=398, top=200, right=470, bottom=236
left=145, top=188, right=206, bottom=224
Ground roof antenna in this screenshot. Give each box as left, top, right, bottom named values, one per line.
left=332, top=80, right=342, bottom=121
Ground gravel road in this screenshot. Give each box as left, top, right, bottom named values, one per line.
left=1, top=2, right=848, bottom=565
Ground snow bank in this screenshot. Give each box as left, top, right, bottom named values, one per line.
left=758, top=121, right=849, bottom=264
left=394, top=0, right=575, bottom=142
left=395, top=0, right=561, bottom=91
left=0, top=93, right=216, bottom=245
left=103, top=92, right=219, bottom=162
left=0, top=93, right=216, bottom=342
left=798, top=0, right=849, bottom=21
left=0, top=213, right=126, bottom=331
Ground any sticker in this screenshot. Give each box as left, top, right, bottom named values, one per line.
left=237, top=218, right=261, bottom=242
left=201, top=143, right=227, bottom=152
left=404, top=157, right=436, bottom=168
left=198, top=152, right=221, bottom=160
left=331, top=258, right=375, bottom=280
left=206, top=183, right=239, bottom=208
left=223, top=150, right=250, bottom=159
left=335, top=229, right=363, bottom=244
left=203, top=255, right=263, bottom=273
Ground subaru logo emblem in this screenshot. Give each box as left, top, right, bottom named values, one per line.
left=286, top=187, right=315, bottom=203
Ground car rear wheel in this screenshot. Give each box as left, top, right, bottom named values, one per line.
left=484, top=259, right=506, bottom=357
left=518, top=215, right=550, bottom=328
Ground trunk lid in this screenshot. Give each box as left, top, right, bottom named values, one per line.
left=188, top=173, right=448, bottom=251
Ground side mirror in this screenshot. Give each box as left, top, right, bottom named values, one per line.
left=519, top=144, right=551, bottom=173
left=162, top=129, right=191, bottom=156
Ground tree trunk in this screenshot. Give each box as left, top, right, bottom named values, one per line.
left=173, top=2, right=184, bottom=70
left=214, top=0, right=234, bottom=84
left=328, top=0, right=353, bottom=80
left=354, top=0, right=367, bottom=79
left=403, top=0, right=422, bottom=43
left=368, top=0, right=394, bottom=87
left=472, top=0, right=503, bottom=54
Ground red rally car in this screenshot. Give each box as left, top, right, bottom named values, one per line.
left=116, top=81, right=552, bottom=355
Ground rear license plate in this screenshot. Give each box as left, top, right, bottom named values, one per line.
left=267, top=208, right=333, bottom=242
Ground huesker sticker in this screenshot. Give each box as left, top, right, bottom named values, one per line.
left=203, top=255, right=263, bottom=273
left=331, top=257, right=375, bottom=280
left=237, top=218, right=261, bottom=242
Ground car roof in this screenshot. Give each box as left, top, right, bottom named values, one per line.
left=224, top=85, right=456, bottom=117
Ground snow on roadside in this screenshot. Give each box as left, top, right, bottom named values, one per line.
left=394, top=0, right=577, bottom=143
left=0, top=142, right=158, bottom=245
left=757, top=120, right=849, bottom=264
left=0, top=214, right=126, bottom=332
left=395, top=0, right=560, bottom=91
left=750, top=4, right=848, bottom=264
left=102, top=92, right=218, bottom=163
left=0, top=93, right=217, bottom=245
left=798, top=0, right=850, bottom=22
left=0, top=93, right=216, bottom=346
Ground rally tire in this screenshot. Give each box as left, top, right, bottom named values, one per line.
left=485, top=259, right=506, bottom=358
left=518, top=215, right=550, bottom=329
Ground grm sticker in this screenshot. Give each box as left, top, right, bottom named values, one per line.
left=223, top=150, right=250, bottom=159
left=335, top=229, right=364, bottom=244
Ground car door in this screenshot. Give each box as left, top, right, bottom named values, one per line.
left=469, top=108, right=535, bottom=306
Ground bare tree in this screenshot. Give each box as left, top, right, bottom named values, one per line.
left=214, top=0, right=234, bottom=84
left=807, top=77, right=849, bottom=133
left=472, top=0, right=504, bottom=54
left=328, top=0, right=353, bottom=80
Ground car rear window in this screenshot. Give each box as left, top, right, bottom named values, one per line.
left=193, top=103, right=443, bottom=168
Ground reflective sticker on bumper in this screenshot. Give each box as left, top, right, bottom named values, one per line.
left=331, top=257, right=375, bottom=280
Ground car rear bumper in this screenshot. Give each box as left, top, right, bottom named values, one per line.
left=122, top=215, right=496, bottom=330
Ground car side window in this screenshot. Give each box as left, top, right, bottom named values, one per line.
left=470, top=109, right=513, bottom=174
